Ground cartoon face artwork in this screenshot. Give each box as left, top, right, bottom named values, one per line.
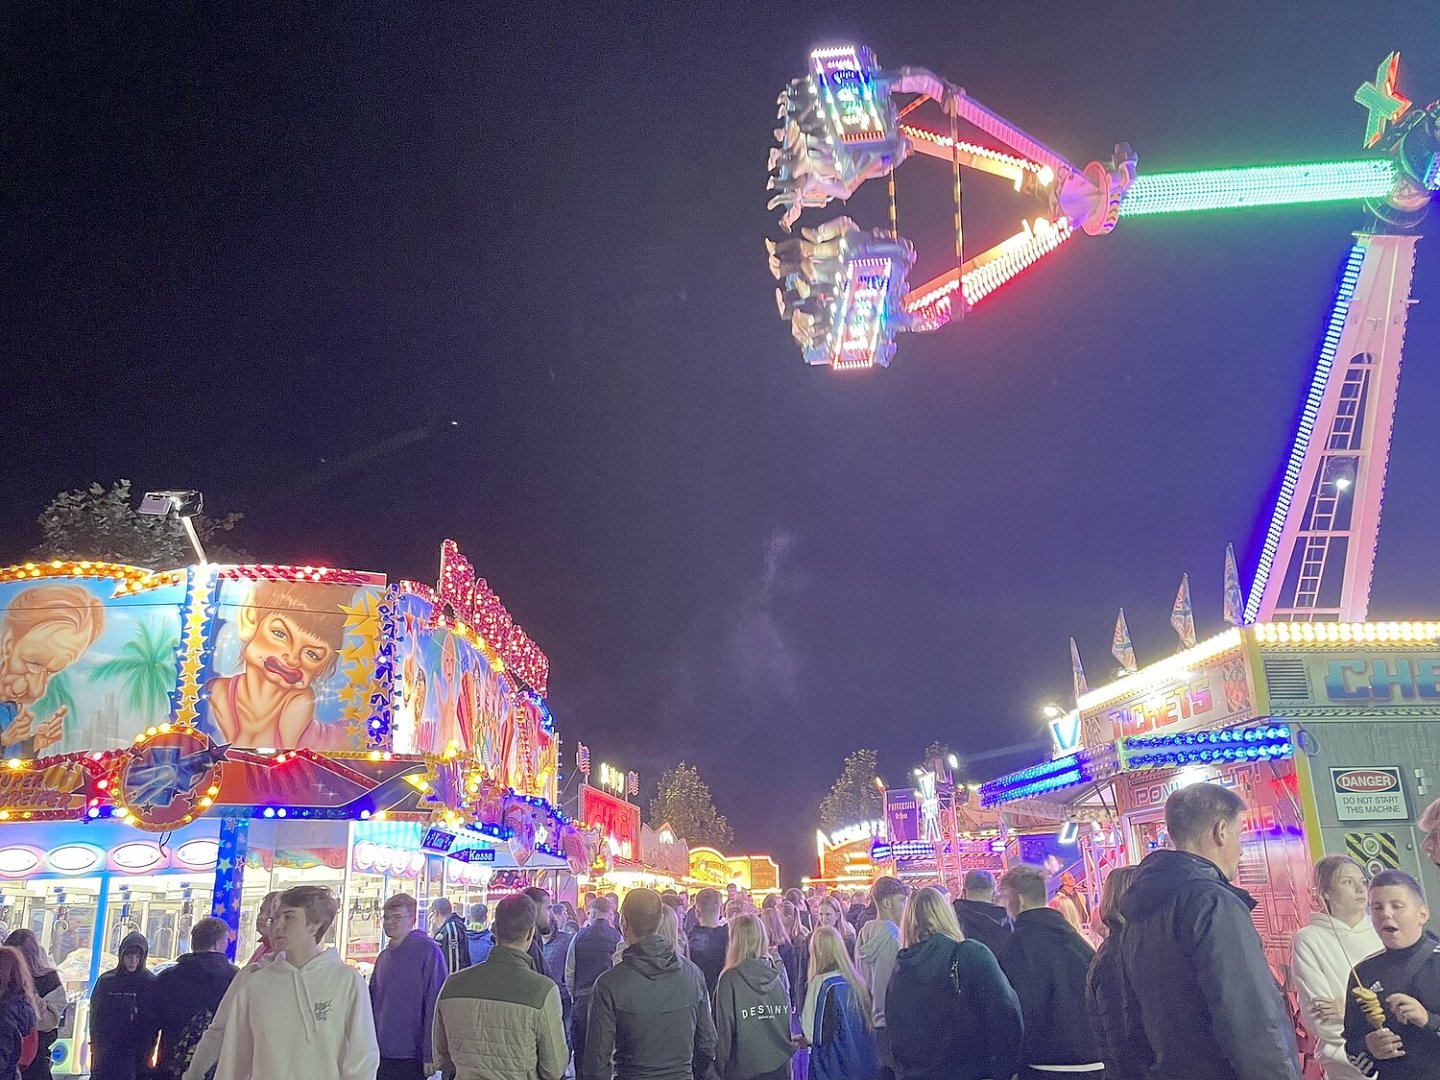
left=205, top=581, right=357, bottom=750
left=0, top=585, right=105, bottom=756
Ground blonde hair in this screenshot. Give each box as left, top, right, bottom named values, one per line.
left=818, top=895, right=853, bottom=939
left=1, top=585, right=105, bottom=647
left=1098, top=865, right=1140, bottom=933
left=724, top=913, right=768, bottom=973
left=659, top=904, right=686, bottom=958
left=900, top=887, right=964, bottom=949
left=808, top=926, right=871, bottom=1028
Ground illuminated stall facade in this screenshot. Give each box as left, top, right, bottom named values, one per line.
left=0, top=543, right=588, bottom=1077
left=981, top=622, right=1440, bottom=979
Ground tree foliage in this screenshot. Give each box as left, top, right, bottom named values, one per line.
left=32, top=480, right=246, bottom=569
left=648, top=762, right=734, bottom=849
left=817, top=748, right=884, bottom=833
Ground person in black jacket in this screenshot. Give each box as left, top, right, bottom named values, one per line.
left=0, top=947, right=37, bottom=1080
left=952, top=870, right=1012, bottom=956
left=1118, top=782, right=1301, bottom=1080
left=994, top=864, right=1102, bottom=1079
left=1084, top=865, right=1145, bottom=1080
left=428, top=897, right=473, bottom=976
left=582, top=889, right=716, bottom=1080
left=89, top=931, right=158, bottom=1080
left=150, top=917, right=238, bottom=1080
left=886, top=886, right=1023, bottom=1080
left=566, top=895, right=623, bottom=1066
left=1342, top=869, right=1440, bottom=1079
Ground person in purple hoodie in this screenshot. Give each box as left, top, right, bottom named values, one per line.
left=371, top=892, right=449, bottom=1080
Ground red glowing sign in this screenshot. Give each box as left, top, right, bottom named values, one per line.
left=580, top=784, right=640, bottom=862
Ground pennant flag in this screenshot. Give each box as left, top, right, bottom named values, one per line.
left=1171, top=574, right=1197, bottom=650
left=1112, top=609, right=1138, bottom=673
left=1069, top=637, right=1089, bottom=701
left=576, top=743, right=591, bottom=777
left=1223, top=544, right=1246, bottom=626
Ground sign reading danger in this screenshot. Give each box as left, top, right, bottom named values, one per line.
left=1345, top=832, right=1399, bottom=878
left=1330, top=767, right=1408, bottom=822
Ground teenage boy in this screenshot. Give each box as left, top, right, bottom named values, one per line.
left=371, top=892, right=448, bottom=1080
left=214, top=885, right=379, bottom=1080
left=855, top=876, right=910, bottom=1080
left=687, top=888, right=728, bottom=996
left=1344, top=869, right=1440, bottom=1079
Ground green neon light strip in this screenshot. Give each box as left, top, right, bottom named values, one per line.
left=1120, top=159, right=1396, bottom=216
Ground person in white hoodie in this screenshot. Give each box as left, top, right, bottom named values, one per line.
left=852, top=876, right=909, bottom=1080
left=214, top=884, right=380, bottom=1080
left=1290, top=854, right=1383, bottom=1080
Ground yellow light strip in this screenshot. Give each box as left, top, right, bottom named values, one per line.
left=1078, top=627, right=1244, bottom=710
left=1254, top=621, right=1440, bottom=645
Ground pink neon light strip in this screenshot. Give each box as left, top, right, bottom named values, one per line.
left=903, top=220, right=1075, bottom=330
left=899, top=124, right=1041, bottom=176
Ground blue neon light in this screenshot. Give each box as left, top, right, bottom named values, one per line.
left=1121, top=723, right=1294, bottom=770
left=1245, top=242, right=1367, bottom=622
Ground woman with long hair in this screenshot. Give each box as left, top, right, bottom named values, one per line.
left=2, top=932, right=61, bottom=1080
left=800, top=927, right=878, bottom=1080
left=1289, top=855, right=1383, bottom=1080
left=815, top=896, right=855, bottom=955
left=613, top=902, right=688, bottom=966
left=0, top=946, right=37, bottom=1080
left=1084, top=866, right=1145, bottom=1080
left=712, top=914, right=794, bottom=1080
left=758, top=908, right=795, bottom=1006
left=781, top=901, right=810, bottom=991
left=886, top=887, right=1022, bottom=1080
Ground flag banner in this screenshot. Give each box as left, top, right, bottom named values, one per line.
left=1224, top=544, right=1246, bottom=626
left=1112, top=609, right=1138, bottom=673
left=1171, top=574, right=1197, bottom=650
left=1070, top=637, right=1089, bottom=700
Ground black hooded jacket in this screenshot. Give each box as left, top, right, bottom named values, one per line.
left=952, top=898, right=1011, bottom=956
left=89, top=932, right=159, bottom=1080
left=997, top=906, right=1100, bottom=1067
left=0, top=987, right=35, bottom=1080
left=712, top=957, right=793, bottom=1080
left=582, top=934, right=717, bottom=1080
left=151, top=949, right=239, bottom=1079
left=885, top=933, right=1023, bottom=1080
left=1117, top=849, right=1301, bottom=1080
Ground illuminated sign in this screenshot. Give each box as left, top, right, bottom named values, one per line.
left=809, top=46, right=888, bottom=145
left=422, top=826, right=457, bottom=853
left=580, top=784, right=640, bottom=862
left=828, top=820, right=883, bottom=846
left=597, top=763, right=631, bottom=798
left=1324, top=659, right=1440, bottom=700
left=830, top=257, right=895, bottom=368
left=1088, top=648, right=1253, bottom=746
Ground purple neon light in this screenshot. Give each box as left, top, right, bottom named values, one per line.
left=1245, top=241, right=1367, bottom=623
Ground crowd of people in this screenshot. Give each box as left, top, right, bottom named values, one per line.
left=0, top=786, right=1431, bottom=1079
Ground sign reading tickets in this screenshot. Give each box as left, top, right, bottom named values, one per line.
left=1330, top=767, right=1408, bottom=822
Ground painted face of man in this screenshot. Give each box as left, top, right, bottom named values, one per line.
left=0, top=624, right=91, bottom=704
left=243, top=613, right=334, bottom=690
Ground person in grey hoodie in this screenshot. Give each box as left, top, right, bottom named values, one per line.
left=582, top=888, right=716, bottom=1080
left=854, top=876, right=909, bottom=1080
left=712, top=914, right=794, bottom=1080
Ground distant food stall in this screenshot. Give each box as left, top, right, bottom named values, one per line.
left=0, top=542, right=593, bottom=1078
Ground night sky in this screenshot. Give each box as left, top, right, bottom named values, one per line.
left=5, top=3, right=1439, bottom=883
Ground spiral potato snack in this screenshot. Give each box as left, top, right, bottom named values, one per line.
left=1352, top=985, right=1388, bottom=1030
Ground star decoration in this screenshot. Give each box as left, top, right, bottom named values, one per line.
left=1355, top=51, right=1411, bottom=148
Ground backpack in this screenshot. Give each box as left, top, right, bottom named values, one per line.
left=808, top=974, right=880, bottom=1080
left=468, top=928, right=495, bottom=967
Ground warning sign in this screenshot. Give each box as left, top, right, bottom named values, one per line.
left=1330, top=767, right=1408, bottom=822
left=1345, top=832, right=1400, bottom=878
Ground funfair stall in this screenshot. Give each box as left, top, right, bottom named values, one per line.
left=0, top=542, right=591, bottom=1077
left=980, top=624, right=1440, bottom=1017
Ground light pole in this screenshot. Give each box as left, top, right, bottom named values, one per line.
left=138, top=490, right=208, bottom=564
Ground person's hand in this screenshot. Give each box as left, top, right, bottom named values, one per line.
left=1, top=708, right=34, bottom=746
left=1366, top=1026, right=1406, bottom=1059
left=791, top=1034, right=810, bottom=1050
left=1310, top=997, right=1345, bottom=1023
left=34, top=707, right=67, bottom=749
left=1388, top=993, right=1431, bottom=1028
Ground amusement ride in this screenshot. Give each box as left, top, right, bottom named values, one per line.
left=767, top=46, right=1439, bottom=626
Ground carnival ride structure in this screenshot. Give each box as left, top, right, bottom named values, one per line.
left=767, top=46, right=1439, bottom=626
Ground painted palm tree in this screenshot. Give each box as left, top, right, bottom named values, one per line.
left=92, top=617, right=181, bottom=722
